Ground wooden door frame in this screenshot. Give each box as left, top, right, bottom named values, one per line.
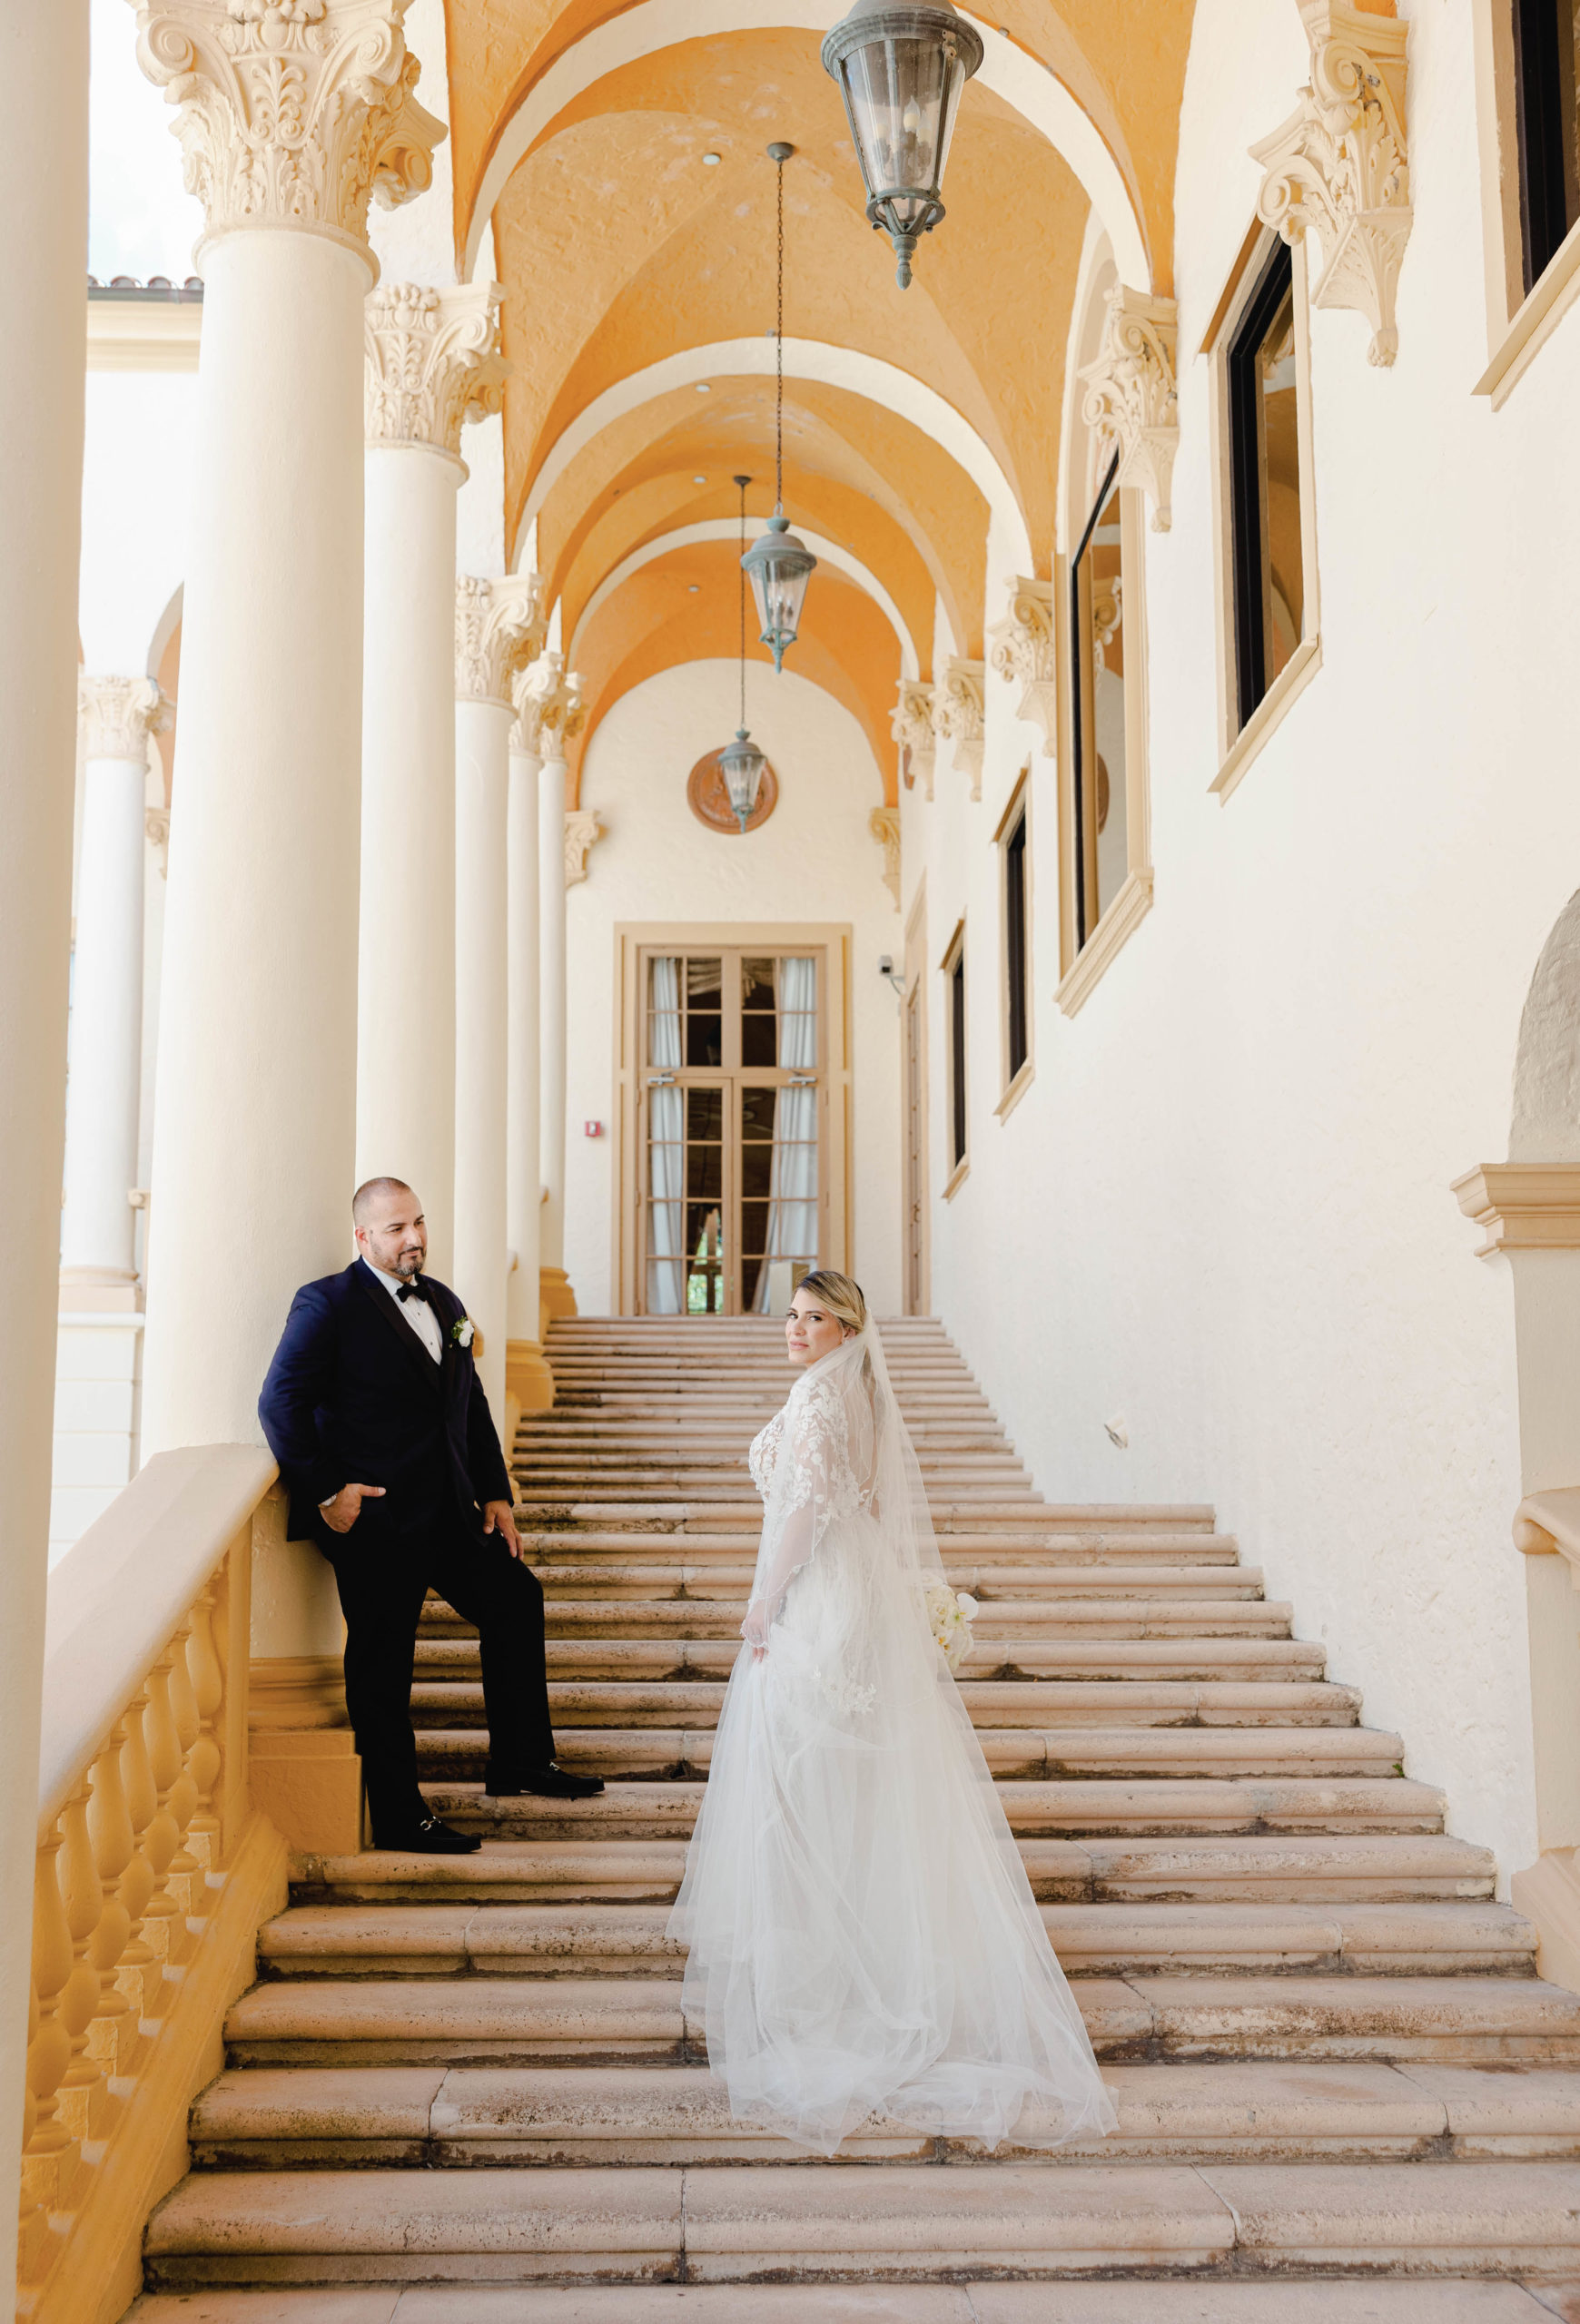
left=613, top=921, right=853, bottom=1316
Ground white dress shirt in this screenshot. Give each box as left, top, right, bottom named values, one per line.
left=363, top=1254, right=444, bottom=1362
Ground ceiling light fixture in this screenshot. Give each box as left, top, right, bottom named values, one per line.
left=821, top=0, right=983, bottom=288
left=740, top=143, right=817, bottom=672
left=702, top=151, right=722, bottom=165
left=718, top=473, right=768, bottom=835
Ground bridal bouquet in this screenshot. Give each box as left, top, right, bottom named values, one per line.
left=923, top=1581, right=979, bottom=1673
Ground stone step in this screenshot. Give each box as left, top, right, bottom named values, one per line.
left=117, top=2285, right=1580, bottom=2324
left=408, top=1725, right=1407, bottom=1784
left=512, top=1531, right=1246, bottom=1566
left=509, top=1502, right=1220, bottom=1534
left=410, top=1679, right=1364, bottom=1733
left=190, top=2059, right=1580, bottom=2170
left=414, top=1636, right=1330, bottom=1683
left=253, top=1900, right=1535, bottom=1981
left=508, top=1567, right=1268, bottom=1604
left=431, top=1600, right=1299, bottom=1642
left=222, top=1974, right=1580, bottom=2070
left=416, top=1775, right=1446, bottom=1843
left=139, top=2160, right=1580, bottom=2285
left=288, top=1834, right=1497, bottom=1910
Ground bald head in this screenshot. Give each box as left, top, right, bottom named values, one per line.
left=352, top=1178, right=427, bottom=1280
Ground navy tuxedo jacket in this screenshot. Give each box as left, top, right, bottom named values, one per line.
left=257, top=1260, right=512, bottom=1554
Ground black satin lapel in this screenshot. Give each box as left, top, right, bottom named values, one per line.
left=353, top=1261, right=445, bottom=1396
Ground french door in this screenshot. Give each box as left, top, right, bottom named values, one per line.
left=637, top=947, right=825, bottom=1315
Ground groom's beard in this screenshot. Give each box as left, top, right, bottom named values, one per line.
left=390, top=1251, right=425, bottom=1280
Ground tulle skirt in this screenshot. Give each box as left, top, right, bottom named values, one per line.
left=668, top=1512, right=1117, bottom=2154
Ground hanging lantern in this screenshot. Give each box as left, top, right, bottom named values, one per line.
left=820, top=0, right=983, bottom=289
left=742, top=515, right=817, bottom=673
left=719, top=727, right=768, bottom=834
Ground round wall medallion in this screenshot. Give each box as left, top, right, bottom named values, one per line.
left=686, top=746, right=779, bottom=834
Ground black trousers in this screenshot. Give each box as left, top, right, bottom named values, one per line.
left=329, top=1512, right=555, bottom=1841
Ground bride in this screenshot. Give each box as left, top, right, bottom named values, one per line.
left=669, top=1270, right=1115, bottom=2154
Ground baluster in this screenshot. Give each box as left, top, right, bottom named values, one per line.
left=139, top=1650, right=183, bottom=1953
left=165, top=1618, right=202, bottom=1915
left=86, top=1718, right=138, bottom=2083
left=55, top=1778, right=108, bottom=2142
left=184, top=1584, right=224, bottom=1881
left=116, top=1684, right=157, bottom=2019
left=23, top=1827, right=77, bottom=2239
left=17, top=1976, right=44, bottom=2281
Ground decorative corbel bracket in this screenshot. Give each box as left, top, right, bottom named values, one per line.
left=932, top=659, right=986, bottom=802
left=564, top=809, right=604, bottom=889
left=891, top=681, right=936, bottom=801
left=1251, top=0, right=1411, bottom=369
left=868, top=807, right=901, bottom=911
left=1452, top=1164, right=1580, bottom=1258
left=1079, top=285, right=1179, bottom=532
left=987, top=576, right=1057, bottom=755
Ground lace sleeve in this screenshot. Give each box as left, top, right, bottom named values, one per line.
left=746, top=1374, right=859, bottom=1635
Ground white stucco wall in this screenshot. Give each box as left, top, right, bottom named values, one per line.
left=904, top=0, right=1580, bottom=1875
left=563, top=659, right=903, bottom=1317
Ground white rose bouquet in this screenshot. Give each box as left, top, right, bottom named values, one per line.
left=923, top=1581, right=978, bottom=1673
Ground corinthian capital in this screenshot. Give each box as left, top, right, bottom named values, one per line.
left=1079, top=284, right=1180, bottom=532
left=987, top=576, right=1057, bottom=754
left=512, top=652, right=586, bottom=763
left=366, top=282, right=509, bottom=458
left=891, top=681, right=935, bottom=800
left=129, top=0, right=444, bottom=259
left=1251, top=0, right=1410, bottom=367
left=78, top=674, right=172, bottom=762
left=931, top=658, right=986, bottom=802
left=455, top=573, right=546, bottom=707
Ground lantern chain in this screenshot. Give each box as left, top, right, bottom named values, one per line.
left=775, top=151, right=785, bottom=515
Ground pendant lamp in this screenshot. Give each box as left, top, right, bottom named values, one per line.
left=721, top=475, right=768, bottom=834
left=821, top=0, right=983, bottom=288
left=741, top=143, right=817, bottom=670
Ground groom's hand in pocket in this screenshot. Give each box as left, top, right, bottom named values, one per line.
left=320, top=1482, right=385, bottom=1534
left=483, top=1500, right=522, bottom=1560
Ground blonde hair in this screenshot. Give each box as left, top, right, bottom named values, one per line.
left=794, top=1269, right=868, bottom=1334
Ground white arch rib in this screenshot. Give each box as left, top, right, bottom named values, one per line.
left=465, top=2, right=1148, bottom=291
left=518, top=336, right=1030, bottom=569
left=568, top=521, right=920, bottom=678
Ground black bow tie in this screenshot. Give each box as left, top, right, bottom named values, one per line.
left=396, top=1278, right=431, bottom=1305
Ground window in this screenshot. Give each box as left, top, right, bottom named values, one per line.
left=942, top=922, right=967, bottom=1189
left=1513, top=0, right=1580, bottom=292
left=1226, top=241, right=1308, bottom=735
left=996, top=774, right=1031, bottom=1105
left=1069, top=457, right=1128, bottom=950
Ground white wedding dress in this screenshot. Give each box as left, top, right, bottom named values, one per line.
left=668, top=1324, right=1116, bottom=2154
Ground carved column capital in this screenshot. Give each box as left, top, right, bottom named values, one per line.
left=1251, top=0, right=1410, bottom=368
left=128, top=0, right=444, bottom=261
left=564, top=809, right=603, bottom=890
left=455, top=573, right=546, bottom=708
left=145, top=806, right=173, bottom=877
left=987, top=576, right=1057, bottom=755
left=512, top=651, right=586, bottom=763
left=365, top=281, right=508, bottom=458
left=931, top=658, right=986, bottom=802
left=78, top=674, right=172, bottom=762
left=868, top=807, right=901, bottom=911
left=892, top=680, right=935, bottom=800
left=1079, top=284, right=1180, bottom=532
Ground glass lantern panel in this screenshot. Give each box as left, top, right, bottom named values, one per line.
left=842, top=34, right=950, bottom=196
left=749, top=556, right=812, bottom=645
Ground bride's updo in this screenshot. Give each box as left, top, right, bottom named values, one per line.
left=797, top=1269, right=867, bottom=1335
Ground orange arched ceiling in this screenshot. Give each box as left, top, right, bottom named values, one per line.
left=441, top=2, right=1200, bottom=300
left=568, top=542, right=900, bottom=806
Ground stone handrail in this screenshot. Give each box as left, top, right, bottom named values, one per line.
left=20, top=1445, right=281, bottom=2318
left=1513, top=1489, right=1580, bottom=1564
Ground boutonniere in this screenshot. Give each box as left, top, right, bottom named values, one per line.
left=450, top=1316, right=475, bottom=1349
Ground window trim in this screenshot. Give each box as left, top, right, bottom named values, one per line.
left=902, top=879, right=931, bottom=1315
left=1472, top=0, right=1580, bottom=406
left=1206, top=227, right=1322, bottom=804
left=994, top=768, right=1033, bottom=1118
left=939, top=917, right=969, bottom=1198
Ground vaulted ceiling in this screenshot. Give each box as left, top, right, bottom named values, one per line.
left=440, top=2, right=1201, bottom=794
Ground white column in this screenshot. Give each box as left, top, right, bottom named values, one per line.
left=359, top=282, right=506, bottom=1284
left=454, top=573, right=542, bottom=1417
left=1, top=0, right=88, bottom=2282
left=507, top=675, right=548, bottom=1420
left=518, top=652, right=585, bottom=1319
left=61, top=676, right=167, bottom=1308
left=132, top=0, right=442, bottom=1743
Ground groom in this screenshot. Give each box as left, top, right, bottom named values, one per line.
left=258, top=1176, right=603, bottom=1854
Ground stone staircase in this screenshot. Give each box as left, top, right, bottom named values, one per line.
left=127, top=1316, right=1580, bottom=2320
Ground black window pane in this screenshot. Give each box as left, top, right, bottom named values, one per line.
left=740, top=1200, right=771, bottom=1255
left=686, top=1011, right=723, bottom=1067
left=686, top=1088, right=723, bottom=1140
left=741, top=1255, right=765, bottom=1310
left=742, top=959, right=775, bottom=1008
left=741, top=1087, right=778, bottom=1139
left=950, top=952, right=967, bottom=1167
left=686, top=957, right=722, bottom=1004
left=741, top=1014, right=777, bottom=1066
left=1226, top=241, right=1298, bottom=734
left=741, top=1142, right=774, bottom=1197
left=1006, top=813, right=1028, bottom=1081
left=686, top=1144, right=722, bottom=1200
left=1515, top=0, right=1580, bottom=291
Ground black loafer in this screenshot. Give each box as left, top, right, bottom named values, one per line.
left=374, top=1816, right=481, bottom=1855
left=484, top=1759, right=606, bottom=1799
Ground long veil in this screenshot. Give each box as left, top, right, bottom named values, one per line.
left=672, top=1319, right=1117, bottom=2155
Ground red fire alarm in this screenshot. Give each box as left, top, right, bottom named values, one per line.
left=584, top=1120, right=604, bottom=1138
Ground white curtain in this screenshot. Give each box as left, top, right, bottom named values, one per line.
left=752, top=957, right=818, bottom=1312
left=647, top=957, right=685, bottom=1314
